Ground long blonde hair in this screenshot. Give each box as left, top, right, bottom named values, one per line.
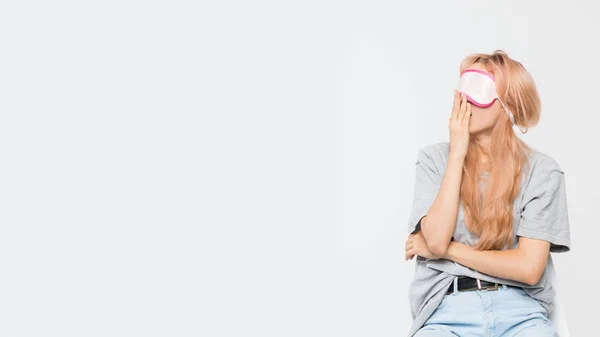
left=458, top=50, right=541, bottom=250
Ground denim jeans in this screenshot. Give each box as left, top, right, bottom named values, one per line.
left=414, top=280, right=557, bottom=337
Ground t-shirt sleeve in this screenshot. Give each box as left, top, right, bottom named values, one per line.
left=408, top=147, right=442, bottom=234
left=516, top=165, right=571, bottom=253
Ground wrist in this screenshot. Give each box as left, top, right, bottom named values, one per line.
left=448, top=151, right=466, bottom=162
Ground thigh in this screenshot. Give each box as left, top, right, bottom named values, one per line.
left=493, top=287, right=558, bottom=337
left=421, top=291, right=487, bottom=337
left=507, top=318, right=558, bottom=337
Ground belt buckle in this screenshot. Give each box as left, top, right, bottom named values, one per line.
left=488, top=283, right=500, bottom=291
left=477, top=278, right=499, bottom=291
left=481, top=281, right=500, bottom=291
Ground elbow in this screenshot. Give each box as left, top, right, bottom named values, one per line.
left=420, top=216, right=450, bottom=257
left=523, top=266, right=544, bottom=286
left=427, top=241, right=449, bottom=257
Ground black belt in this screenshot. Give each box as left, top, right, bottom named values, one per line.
left=446, top=276, right=502, bottom=294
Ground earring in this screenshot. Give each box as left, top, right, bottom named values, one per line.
left=517, top=124, right=528, bottom=134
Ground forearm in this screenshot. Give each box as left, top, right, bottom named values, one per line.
left=444, top=241, right=538, bottom=285
left=420, top=153, right=464, bottom=255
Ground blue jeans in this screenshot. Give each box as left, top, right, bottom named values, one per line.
left=414, top=282, right=557, bottom=337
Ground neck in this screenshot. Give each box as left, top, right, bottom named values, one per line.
left=472, top=129, right=493, bottom=166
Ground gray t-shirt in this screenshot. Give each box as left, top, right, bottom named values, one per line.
left=406, top=142, right=571, bottom=337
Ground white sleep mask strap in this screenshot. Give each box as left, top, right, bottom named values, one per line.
left=497, top=97, right=515, bottom=125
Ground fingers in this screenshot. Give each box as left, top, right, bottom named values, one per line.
left=405, top=249, right=415, bottom=260
left=405, top=247, right=416, bottom=260
left=451, top=90, right=460, bottom=121
left=458, top=93, right=467, bottom=122
left=462, top=102, right=472, bottom=124
left=405, top=237, right=413, bottom=260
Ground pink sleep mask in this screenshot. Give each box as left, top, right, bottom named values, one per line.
left=457, top=69, right=515, bottom=125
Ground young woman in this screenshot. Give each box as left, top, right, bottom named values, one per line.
left=404, top=50, right=570, bottom=337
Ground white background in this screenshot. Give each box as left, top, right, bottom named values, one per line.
left=0, top=1, right=596, bottom=336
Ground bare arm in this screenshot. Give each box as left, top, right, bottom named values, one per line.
left=419, top=92, right=471, bottom=257
left=420, top=153, right=465, bottom=256
left=444, top=237, right=551, bottom=286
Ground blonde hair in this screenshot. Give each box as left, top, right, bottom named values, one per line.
left=458, top=50, right=541, bottom=250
